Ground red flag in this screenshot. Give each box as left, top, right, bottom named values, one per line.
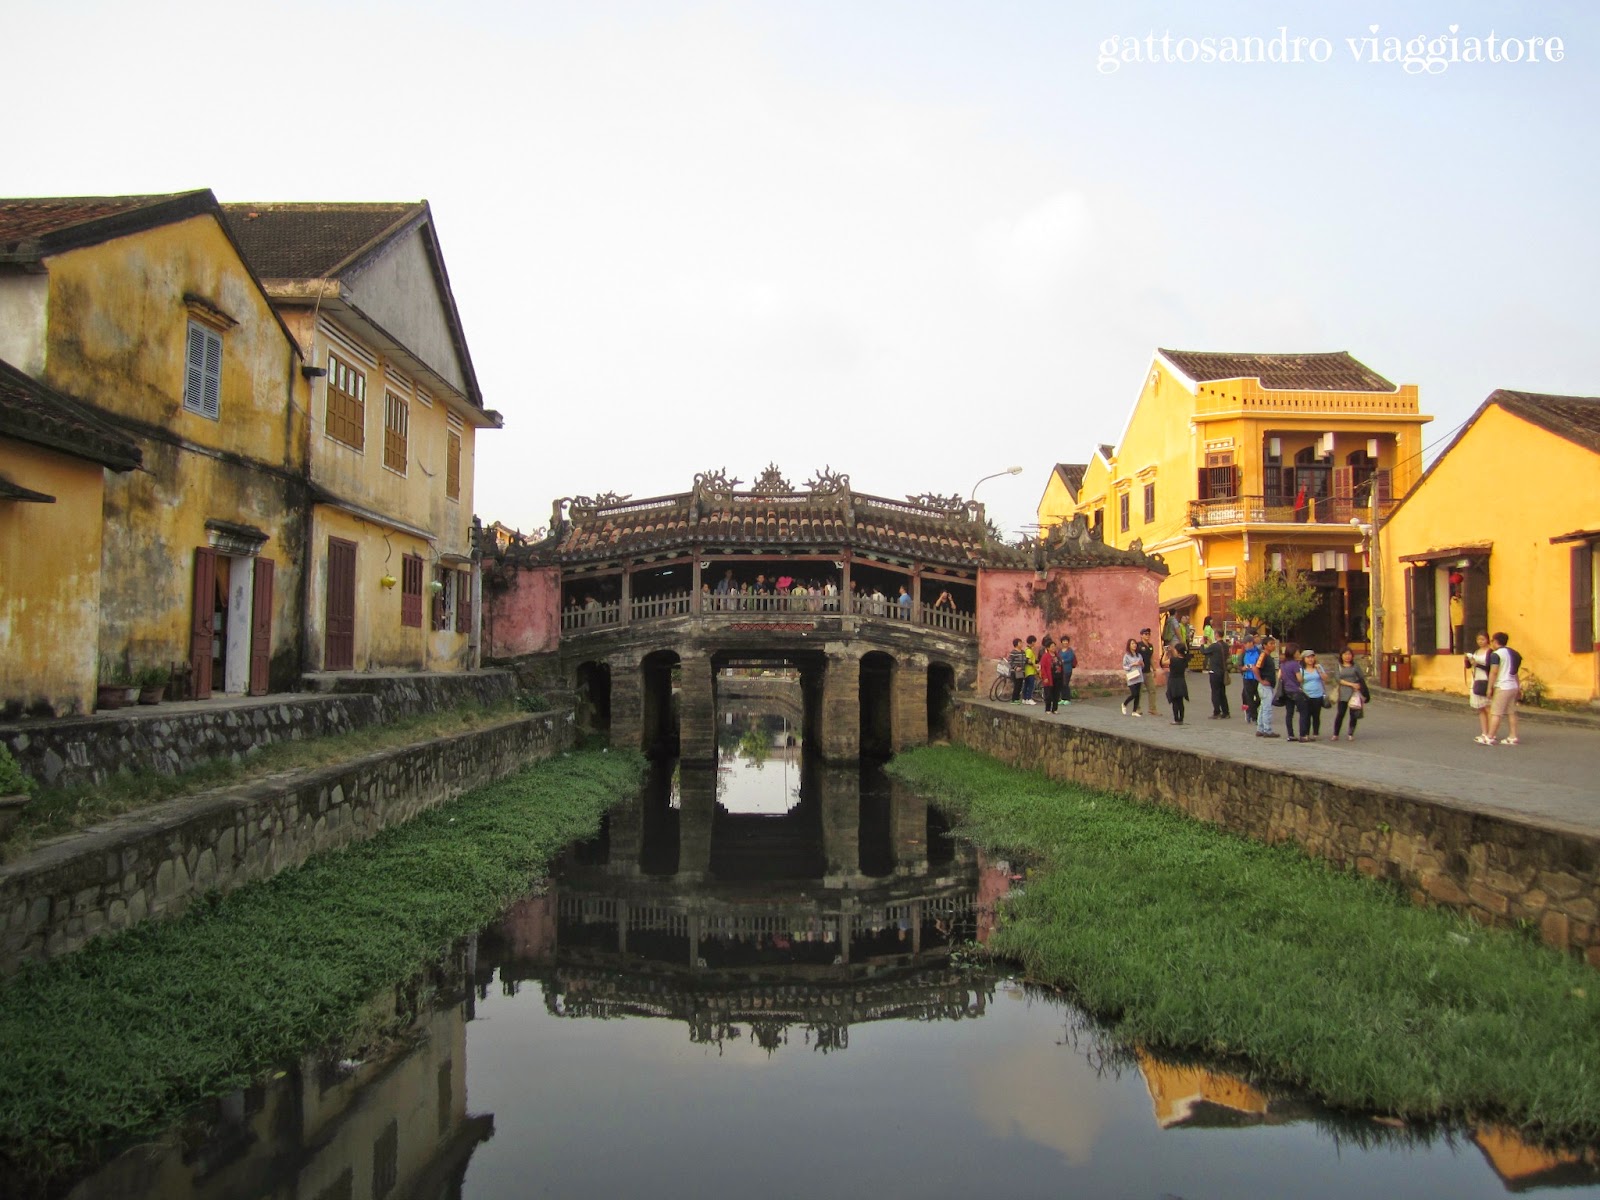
left=1292, top=487, right=1307, bottom=511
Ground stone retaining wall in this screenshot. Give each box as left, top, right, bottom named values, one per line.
left=0, top=671, right=519, bottom=792
left=951, top=701, right=1600, bottom=966
left=0, top=711, right=572, bottom=973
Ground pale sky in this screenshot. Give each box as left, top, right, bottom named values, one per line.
left=8, top=0, right=1597, bottom=540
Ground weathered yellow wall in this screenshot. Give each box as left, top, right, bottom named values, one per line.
left=1035, top=472, right=1075, bottom=531
left=307, top=507, right=470, bottom=673
left=1381, top=403, right=1600, bottom=702
left=36, top=215, right=310, bottom=689
left=0, top=441, right=105, bottom=716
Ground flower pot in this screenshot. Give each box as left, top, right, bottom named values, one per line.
left=96, top=684, right=128, bottom=711
left=138, top=684, right=166, bottom=705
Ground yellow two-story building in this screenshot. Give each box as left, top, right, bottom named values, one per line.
left=1049, top=350, right=1430, bottom=651
left=224, top=203, right=502, bottom=674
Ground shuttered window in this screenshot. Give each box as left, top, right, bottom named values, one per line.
left=326, top=353, right=366, bottom=450
left=455, top=570, right=472, bottom=634
left=1407, top=566, right=1436, bottom=654
left=400, top=554, right=424, bottom=627
left=1118, top=493, right=1130, bottom=533
left=1574, top=542, right=1596, bottom=654
left=446, top=430, right=462, bottom=501
left=1143, top=482, right=1155, bottom=523
left=183, top=321, right=222, bottom=420
left=383, top=391, right=408, bottom=474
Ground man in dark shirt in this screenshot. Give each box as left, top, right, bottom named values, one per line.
left=1203, top=635, right=1232, bottom=718
left=1136, top=628, right=1159, bottom=716
left=1254, top=637, right=1280, bottom=737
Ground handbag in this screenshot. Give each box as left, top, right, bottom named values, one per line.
left=1321, top=695, right=1333, bottom=710
left=1349, top=691, right=1364, bottom=710
left=1125, top=666, right=1144, bottom=685
left=1472, top=678, right=1489, bottom=697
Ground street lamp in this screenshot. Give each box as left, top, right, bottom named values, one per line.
left=970, top=465, right=1024, bottom=502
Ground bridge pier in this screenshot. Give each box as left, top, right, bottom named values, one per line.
left=819, top=763, right=861, bottom=886
left=677, top=764, right=716, bottom=881
left=678, top=652, right=717, bottom=763
left=892, top=657, right=930, bottom=753
left=609, top=652, right=642, bottom=752
left=816, top=651, right=862, bottom=761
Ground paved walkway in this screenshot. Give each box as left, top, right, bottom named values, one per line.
left=975, top=689, right=1600, bottom=837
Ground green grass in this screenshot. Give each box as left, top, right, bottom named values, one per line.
left=0, top=746, right=644, bottom=1188
left=2, top=702, right=523, bottom=860
left=889, top=745, right=1600, bottom=1138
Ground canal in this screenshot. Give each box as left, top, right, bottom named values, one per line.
left=67, top=718, right=1600, bottom=1199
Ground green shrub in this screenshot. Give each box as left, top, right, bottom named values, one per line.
left=0, top=746, right=34, bottom=797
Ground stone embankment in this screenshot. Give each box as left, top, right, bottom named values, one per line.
left=951, top=700, right=1600, bottom=966
left=0, top=671, right=518, bottom=792
left=0, top=708, right=572, bottom=974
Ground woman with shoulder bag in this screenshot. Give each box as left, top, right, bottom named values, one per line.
left=1120, top=638, right=1145, bottom=717
left=1299, top=650, right=1329, bottom=741
left=1333, top=649, right=1368, bottom=742
left=1465, top=631, right=1492, bottom=744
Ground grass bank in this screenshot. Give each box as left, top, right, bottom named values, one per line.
left=889, top=745, right=1600, bottom=1139
left=2, top=702, right=523, bottom=860
left=0, top=747, right=643, bottom=1188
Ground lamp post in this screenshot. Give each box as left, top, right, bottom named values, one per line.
left=970, top=465, right=1024, bottom=502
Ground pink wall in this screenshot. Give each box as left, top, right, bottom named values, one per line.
left=977, top=566, right=1161, bottom=681
left=485, top=565, right=561, bottom=659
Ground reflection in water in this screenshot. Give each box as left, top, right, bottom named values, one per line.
left=61, top=739, right=1600, bottom=1200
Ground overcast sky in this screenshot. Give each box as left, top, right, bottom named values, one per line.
left=9, top=0, right=1597, bottom=539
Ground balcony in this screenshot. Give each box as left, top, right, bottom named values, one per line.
left=1188, top=494, right=1397, bottom=529
left=560, top=591, right=976, bottom=637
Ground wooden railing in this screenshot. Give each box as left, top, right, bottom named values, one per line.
left=561, top=600, right=623, bottom=631
left=562, top=589, right=976, bottom=637
left=1189, top=494, right=1397, bottom=528
left=704, top=591, right=843, bottom=615
left=631, top=591, right=692, bottom=622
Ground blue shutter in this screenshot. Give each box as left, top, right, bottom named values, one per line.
left=201, top=328, right=221, bottom=419
left=185, top=324, right=206, bottom=413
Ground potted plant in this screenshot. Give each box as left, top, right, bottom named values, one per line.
left=136, top=665, right=170, bottom=705
left=96, top=661, right=136, bottom=711
left=0, top=745, right=34, bottom=839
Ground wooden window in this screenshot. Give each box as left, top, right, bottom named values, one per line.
left=1574, top=543, right=1597, bottom=654
left=1143, top=482, right=1155, bottom=523
left=326, top=353, right=366, bottom=450
left=400, top=553, right=424, bottom=627
left=383, top=391, right=408, bottom=473
left=1118, top=493, right=1130, bottom=533
left=455, top=570, right=472, bottom=634
left=446, top=430, right=462, bottom=501
left=183, top=321, right=222, bottom=420
left=1200, top=451, right=1237, bottom=500
left=1406, top=566, right=1436, bottom=655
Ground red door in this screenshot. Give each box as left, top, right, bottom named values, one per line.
left=190, top=547, right=217, bottom=699
left=248, top=557, right=275, bottom=696
left=325, top=538, right=357, bottom=671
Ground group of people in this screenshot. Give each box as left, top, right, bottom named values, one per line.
left=1005, top=635, right=1080, bottom=714
left=1464, top=631, right=1524, bottom=746
left=1108, top=626, right=1373, bottom=742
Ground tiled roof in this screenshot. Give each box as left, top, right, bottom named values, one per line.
left=1492, top=390, right=1600, bottom=456
left=0, top=358, right=141, bottom=471
left=221, top=203, right=425, bottom=280
left=0, top=192, right=214, bottom=259
left=1097, top=443, right=1115, bottom=461
left=1053, top=463, right=1087, bottom=500
left=1159, top=349, right=1396, bottom=392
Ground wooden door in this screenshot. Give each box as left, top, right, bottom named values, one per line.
left=248, top=557, right=275, bottom=696
left=1207, top=577, right=1235, bottom=626
left=190, top=547, right=217, bottom=700
left=325, top=538, right=357, bottom=671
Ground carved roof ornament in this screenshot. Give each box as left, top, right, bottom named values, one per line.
left=905, top=491, right=968, bottom=517
left=806, top=466, right=851, bottom=496
left=570, top=491, right=630, bottom=511
left=693, top=467, right=741, bottom=499
left=750, top=463, right=793, bottom=495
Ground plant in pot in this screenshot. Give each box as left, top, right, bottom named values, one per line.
left=96, top=661, right=137, bottom=711
left=135, top=665, right=170, bottom=705
left=0, top=745, right=35, bottom=839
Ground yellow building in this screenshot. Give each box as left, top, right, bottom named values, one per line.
left=1050, top=350, right=1430, bottom=650
left=1035, top=462, right=1087, bottom=532
left=0, top=191, right=310, bottom=702
left=224, top=203, right=502, bottom=674
left=1379, top=390, right=1600, bottom=704
left=0, top=360, right=142, bottom=716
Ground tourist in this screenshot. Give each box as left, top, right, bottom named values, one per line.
left=1298, top=650, right=1328, bottom=741
left=1203, top=634, right=1231, bottom=719
left=1120, top=638, right=1144, bottom=716
left=1254, top=636, right=1280, bottom=738
left=1008, top=638, right=1028, bottom=703
left=897, top=586, right=913, bottom=619
left=1484, top=631, right=1522, bottom=746
left=1202, top=614, right=1217, bottom=643
left=1239, top=634, right=1261, bottom=724
left=1164, top=639, right=1190, bottom=725
left=1465, top=631, right=1493, bottom=744
left=1279, top=645, right=1306, bottom=741
left=1137, top=627, right=1160, bottom=716
left=1039, top=636, right=1062, bottom=714
left=1332, top=649, right=1369, bottom=741
left=1057, top=636, right=1076, bottom=704
left=933, top=589, right=956, bottom=611
left=1022, top=635, right=1040, bottom=703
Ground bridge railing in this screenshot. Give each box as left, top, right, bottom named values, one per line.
left=561, top=600, right=623, bottom=632
left=632, top=591, right=692, bottom=622
left=562, top=591, right=975, bottom=637
left=918, top=604, right=977, bottom=635
left=703, top=591, right=843, bottom=615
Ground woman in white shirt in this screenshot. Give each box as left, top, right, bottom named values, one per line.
left=1464, top=631, right=1492, bottom=744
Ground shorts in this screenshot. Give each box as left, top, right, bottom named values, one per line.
left=1490, top=688, right=1517, bottom=717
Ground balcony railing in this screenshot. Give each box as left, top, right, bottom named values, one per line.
left=1189, top=494, right=1397, bottom=528
left=561, top=589, right=975, bottom=637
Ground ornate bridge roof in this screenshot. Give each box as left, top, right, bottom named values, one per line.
left=496, top=465, right=1166, bottom=574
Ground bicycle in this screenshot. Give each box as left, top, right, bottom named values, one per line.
left=988, top=659, right=1014, bottom=702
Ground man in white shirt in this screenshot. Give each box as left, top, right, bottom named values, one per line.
left=1484, top=631, right=1522, bottom=746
